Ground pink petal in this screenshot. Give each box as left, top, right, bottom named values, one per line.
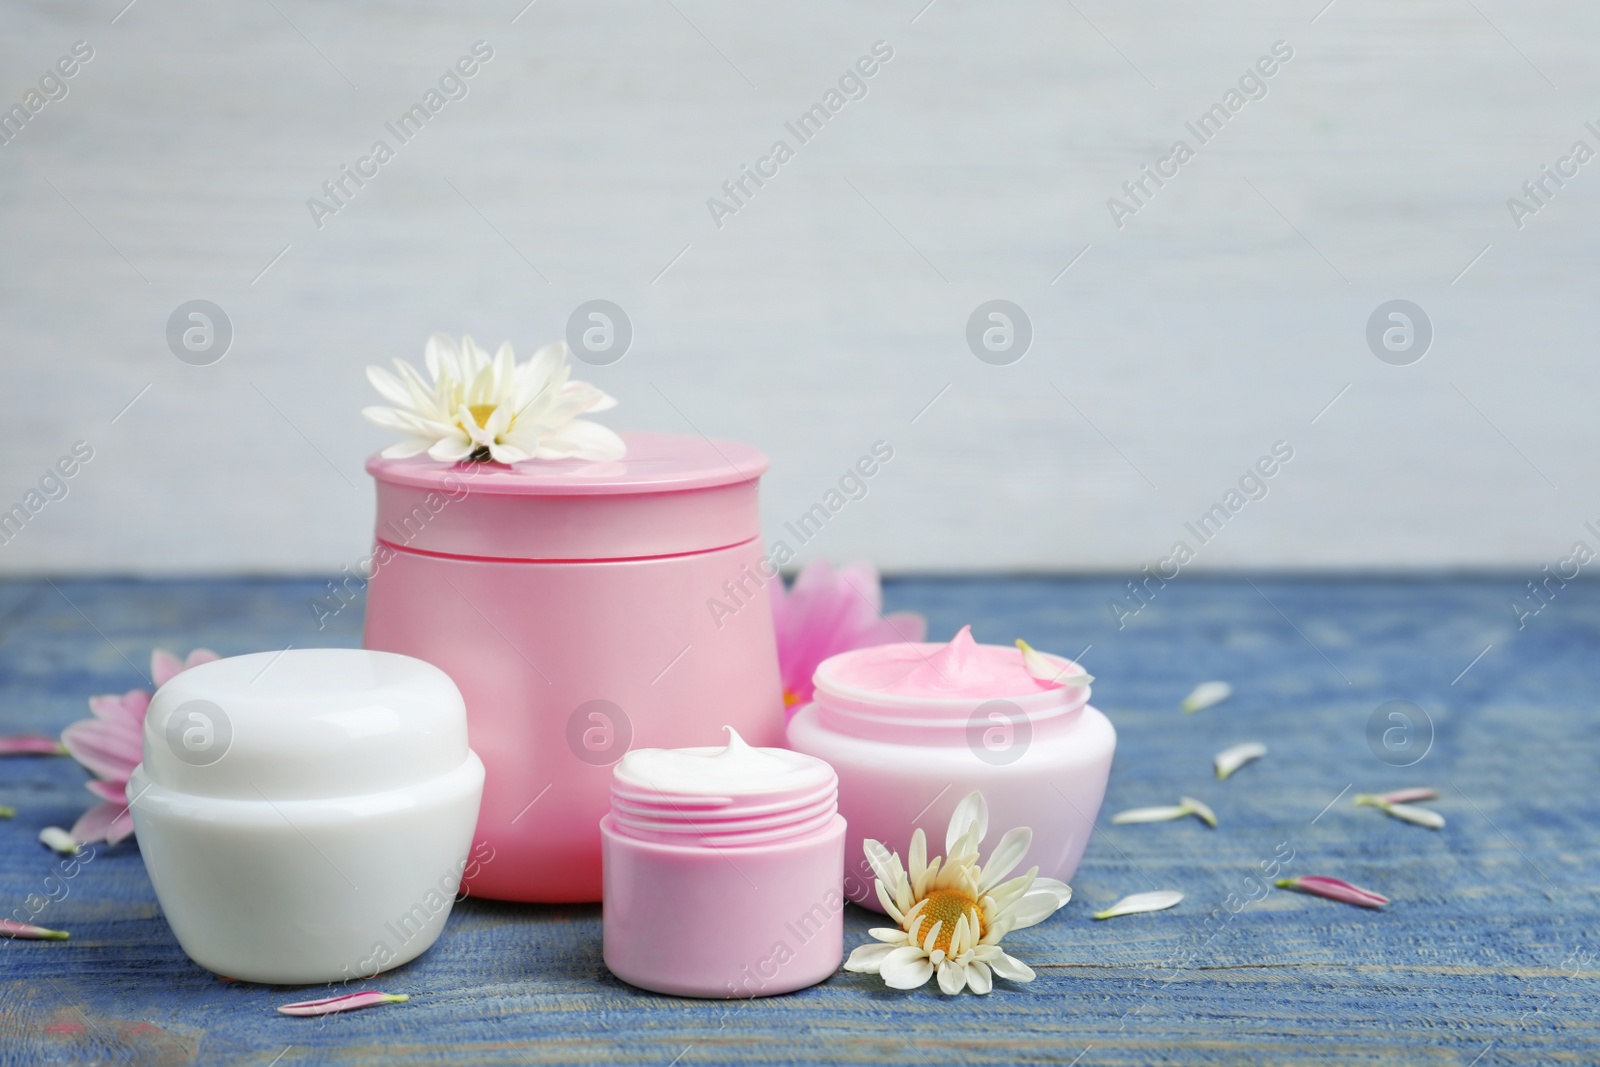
left=1278, top=875, right=1388, bottom=909
left=0, top=736, right=67, bottom=756
left=105, top=806, right=136, bottom=844
left=0, top=919, right=69, bottom=940
left=880, top=611, right=928, bottom=644
left=85, top=780, right=127, bottom=805
left=151, top=650, right=183, bottom=688
left=70, top=800, right=129, bottom=845
left=277, top=991, right=410, bottom=1016
left=87, top=690, right=151, bottom=728
left=1378, top=787, right=1439, bottom=805
left=60, top=719, right=141, bottom=784
left=151, top=647, right=219, bottom=688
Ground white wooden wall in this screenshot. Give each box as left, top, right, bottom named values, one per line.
left=2, top=0, right=1595, bottom=573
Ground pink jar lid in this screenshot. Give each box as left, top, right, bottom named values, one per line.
left=608, top=728, right=838, bottom=848
left=367, top=431, right=767, bottom=561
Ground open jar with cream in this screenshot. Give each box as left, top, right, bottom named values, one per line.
left=600, top=729, right=844, bottom=998
left=786, top=626, right=1114, bottom=911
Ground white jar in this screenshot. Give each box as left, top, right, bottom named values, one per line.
left=129, top=649, right=485, bottom=984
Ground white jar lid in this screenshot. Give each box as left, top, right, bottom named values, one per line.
left=140, top=649, right=469, bottom=801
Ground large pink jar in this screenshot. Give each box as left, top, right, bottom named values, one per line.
left=363, top=432, right=785, bottom=902
left=786, top=627, right=1115, bottom=912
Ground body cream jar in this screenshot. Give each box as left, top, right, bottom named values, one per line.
left=600, top=729, right=844, bottom=998
left=128, top=649, right=485, bottom=984
left=787, top=626, right=1114, bottom=912
left=364, top=432, right=785, bottom=903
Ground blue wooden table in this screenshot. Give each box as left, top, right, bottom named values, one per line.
left=1, top=576, right=1594, bottom=1065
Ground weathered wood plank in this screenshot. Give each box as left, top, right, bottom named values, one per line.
left=0, top=576, right=1595, bottom=1064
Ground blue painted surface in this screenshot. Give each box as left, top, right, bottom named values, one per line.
left=0, top=576, right=1595, bottom=1065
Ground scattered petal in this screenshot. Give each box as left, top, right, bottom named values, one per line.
left=277, top=991, right=410, bottom=1017
left=1112, top=799, right=1216, bottom=828
left=1214, top=742, right=1267, bottom=780
left=1377, top=787, right=1439, bottom=805
left=1181, top=681, right=1232, bottom=713
left=1111, top=805, right=1193, bottom=825
left=1179, top=796, right=1218, bottom=828
left=1276, top=875, right=1388, bottom=909
left=1354, top=793, right=1445, bottom=829
left=38, top=827, right=78, bottom=854
left=1093, top=890, right=1184, bottom=920
left=0, top=919, right=69, bottom=940
left=0, top=736, right=68, bottom=756
left=1381, top=802, right=1446, bottom=830
left=1015, top=640, right=1094, bottom=688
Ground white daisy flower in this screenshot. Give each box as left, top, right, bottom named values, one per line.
left=363, top=333, right=624, bottom=465
left=843, top=791, right=1072, bottom=995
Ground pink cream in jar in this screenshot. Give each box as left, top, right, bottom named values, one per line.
left=600, top=729, right=844, bottom=998
left=786, top=626, right=1115, bottom=912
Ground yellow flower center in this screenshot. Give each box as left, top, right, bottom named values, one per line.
left=466, top=403, right=500, bottom=429
left=783, top=689, right=801, bottom=708
left=914, top=888, right=983, bottom=954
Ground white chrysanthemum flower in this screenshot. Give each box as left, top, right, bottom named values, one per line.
left=844, top=791, right=1072, bottom=995
left=363, top=333, right=624, bottom=465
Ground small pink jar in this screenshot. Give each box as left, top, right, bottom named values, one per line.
left=363, top=433, right=786, bottom=903
left=600, top=729, right=844, bottom=998
left=786, top=627, right=1115, bottom=912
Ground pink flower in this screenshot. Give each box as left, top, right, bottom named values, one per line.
left=58, top=648, right=218, bottom=845
left=770, top=559, right=925, bottom=717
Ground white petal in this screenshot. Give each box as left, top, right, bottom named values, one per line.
left=39, top=826, right=78, bottom=854
left=427, top=435, right=475, bottom=462
left=424, top=332, right=461, bottom=383
left=966, top=959, right=993, bottom=994
left=983, top=949, right=1035, bottom=982
left=863, top=839, right=900, bottom=889
left=487, top=441, right=532, bottom=465
left=1182, top=680, right=1232, bottom=713
left=978, top=826, right=1032, bottom=891
left=879, top=946, right=935, bottom=990
left=909, top=828, right=927, bottom=887
left=951, top=914, right=971, bottom=957
left=921, top=920, right=943, bottom=955
left=1214, top=742, right=1267, bottom=780
left=366, top=365, right=414, bottom=407
left=1383, top=802, right=1446, bottom=829
left=844, top=942, right=898, bottom=973
left=524, top=341, right=566, bottom=389
left=1015, top=639, right=1093, bottom=687
left=1092, top=890, right=1184, bottom=920
left=946, top=791, right=989, bottom=855
left=379, top=437, right=436, bottom=459
left=1008, top=878, right=1073, bottom=930
left=362, top=405, right=430, bottom=434
left=937, top=959, right=966, bottom=995
left=877, top=880, right=905, bottom=924
left=1111, top=805, right=1193, bottom=824
left=531, top=420, right=627, bottom=462
left=868, top=928, right=909, bottom=944
left=1179, top=796, right=1218, bottom=828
